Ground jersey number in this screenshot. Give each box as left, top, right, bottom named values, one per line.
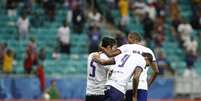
left=118, top=54, right=130, bottom=67
left=89, top=60, right=96, bottom=77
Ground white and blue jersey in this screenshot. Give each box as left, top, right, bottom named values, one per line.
left=117, top=44, right=156, bottom=90
left=86, top=52, right=113, bottom=95
left=105, top=53, right=146, bottom=94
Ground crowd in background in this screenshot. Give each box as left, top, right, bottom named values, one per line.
left=92, top=0, right=201, bottom=76
left=0, top=0, right=201, bottom=80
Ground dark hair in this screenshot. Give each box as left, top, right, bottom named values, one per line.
left=128, top=32, right=142, bottom=42
left=142, top=52, right=153, bottom=62
left=101, top=37, right=116, bottom=48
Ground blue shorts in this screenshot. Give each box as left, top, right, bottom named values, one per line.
left=104, top=85, right=124, bottom=101
left=125, top=89, right=147, bottom=101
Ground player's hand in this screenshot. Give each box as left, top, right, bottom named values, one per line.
left=132, top=96, right=137, bottom=101
left=92, top=53, right=100, bottom=61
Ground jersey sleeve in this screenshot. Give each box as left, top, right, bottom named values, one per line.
left=117, top=44, right=129, bottom=53
left=138, top=57, right=146, bottom=70
left=147, top=48, right=156, bottom=61
left=100, top=53, right=114, bottom=70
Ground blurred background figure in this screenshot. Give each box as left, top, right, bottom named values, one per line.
left=45, top=80, right=60, bottom=99
left=16, top=13, right=30, bottom=40
left=2, top=49, right=14, bottom=74
left=36, top=64, right=46, bottom=93
left=141, top=12, right=154, bottom=42
left=6, top=0, right=18, bottom=17
left=72, top=4, right=85, bottom=33
left=39, top=48, right=46, bottom=64
left=43, top=0, right=56, bottom=21
left=156, top=50, right=175, bottom=76
left=57, top=21, right=71, bottom=54
left=118, top=0, right=129, bottom=31
left=88, top=26, right=101, bottom=53
left=88, top=9, right=101, bottom=28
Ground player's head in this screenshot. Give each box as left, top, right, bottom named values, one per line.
left=101, top=37, right=116, bottom=51
left=50, top=80, right=57, bottom=86
left=142, top=52, right=153, bottom=66
left=63, top=20, right=68, bottom=27
left=127, top=32, right=141, bottom=44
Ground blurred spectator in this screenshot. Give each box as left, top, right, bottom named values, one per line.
left=88, top=9, right=101, bottom=27
left=153, top=17, right=165, bottom=47
left=24, top=49, right=33, bottom=74
left=183, top=50, right=198, bottom=77
left=178, top=19, right=193, bottom=45
left=23, top=38, right=38, bottom=74
left=0, top=43, right=8, bottom=71
left=172, top=16, right=181, bottom=31
left=36, top=64, right=46, bottom=93
left=45, top=80, right=60, bottom=99
left=22, top=0, right=32, bottom=14
left=63, top=0, right=73, bottom=24
left=169, top=0, right=180, bottom=20
left=171, top=16, right=181, bottom=40
left=88, top=26, right=101, bottom=53
left=72, top=4, right=85, bottom=33
left=57, top=21, right=71, bottom=54
left=43, top=0, right=56, bottom=21
left=39, top=48, right=46, bottom=64
left=115, top=33, right=127, bottom=47
left=6, top=0, right=18, bottom=17
left=183, top=37, right=198, bottom=55
left=16, top=13, right=30, bottom=39
left=2, top=49, right=14, bottom=74
left=185, top=50, right=197, bottom=69
left=157, top=51, right=175, bottom=75
left=30, top=11, right=44, bottom=28
left=131, top=0, right=147, bottom=16
left=27, top=38, right=38, bottom=66
left=154, top=0, right=166, bottom=17
left=145, top=3, right=156, bottom=20
left=190, top=11, right=201, bottom=30
left=118, top=0, right=129, bottom=30
left=141, top=12, right=154, bottom=41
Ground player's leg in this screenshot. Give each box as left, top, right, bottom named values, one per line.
left=125, top=89, right=148, bottom=101
left=104, top=85, right=124, bottom=101
left=125, top=90, right=132, bottom=101
left=104, top=86, right=112, bottom=101
left=137, top=89, right=148, bottom=101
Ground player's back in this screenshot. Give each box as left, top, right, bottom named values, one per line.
left=119, top=44, right=155, bottom=60
left=106, top=53, right=146, bottom=94
left=119, top=44, right=156, bottom=90
left=86, top=52, right=111, bottom=95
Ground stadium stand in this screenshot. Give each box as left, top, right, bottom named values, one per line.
left=0, top=0, right=200, bottom=100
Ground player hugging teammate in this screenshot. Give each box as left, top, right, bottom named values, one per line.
left=86, top=32, right=159, bottom=101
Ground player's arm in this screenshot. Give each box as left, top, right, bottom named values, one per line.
left=148, top=61, right=159, bottom=88
left=100, top=46, right=121, bottom=57
left=92, top=54, right=115, bottom=65
left=132, top=66, right=143, bottom=101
